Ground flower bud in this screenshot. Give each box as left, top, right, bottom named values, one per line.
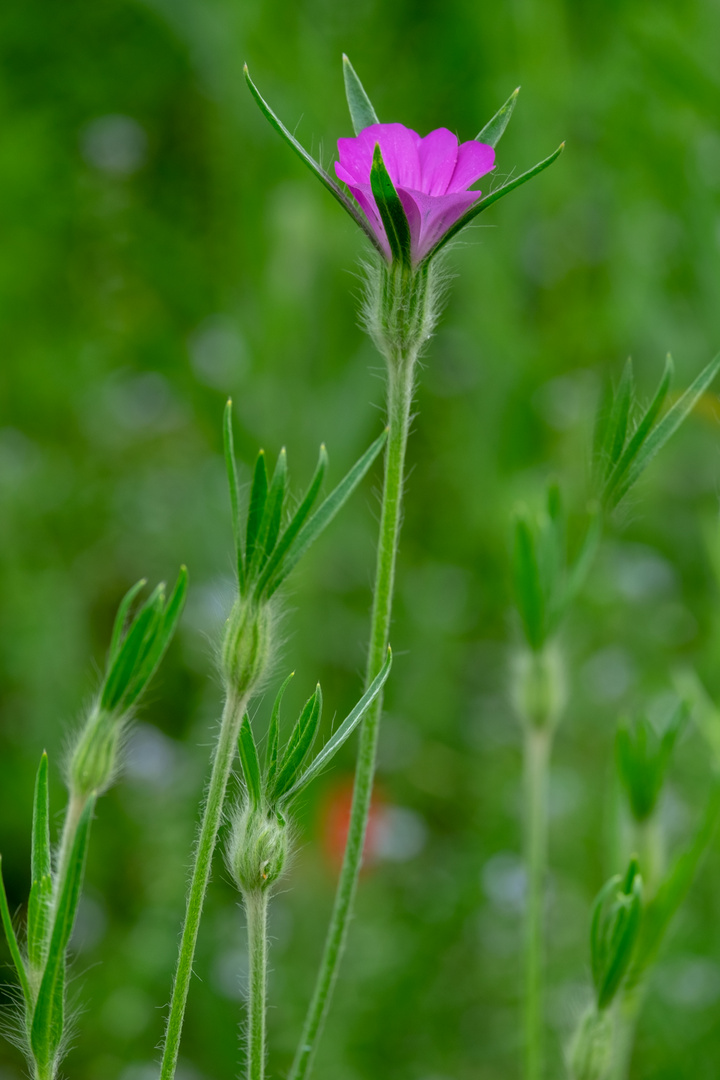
left=568, top=1007, right=613, bottom=1080
left=221, top=599, right=273, bottom=697
left=511, top=643, right=566, bottom=731
left=227, top=803, right=288, bottom=895
left=69, top=706, right=122, bottom=798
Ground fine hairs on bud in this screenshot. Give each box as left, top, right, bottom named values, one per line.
left=226, top=801, right=290, bottom=896
left=220, top=597, right=277, bottom=699
left=67, top=702, right=130, bottom=799
left=360, top=255, right=451, bottom=368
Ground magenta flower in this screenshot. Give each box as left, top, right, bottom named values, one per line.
left=335, top=124, right=495, bottom=264
left=244, top=57, right=562, bottom=269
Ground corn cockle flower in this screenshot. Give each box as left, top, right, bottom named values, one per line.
left=244, top=56, right=563, bottom=270
left=335, top=124, right=495, bottom=264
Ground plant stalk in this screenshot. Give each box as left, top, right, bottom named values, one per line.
left=288, top=351, right=415, bottom=1080
left=160, top=689, right=249, bottom=1080
left=524, top=725, right=551, bottom=1080
left=245, top=890, right=269, bottom=1080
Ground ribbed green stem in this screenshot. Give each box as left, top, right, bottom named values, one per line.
left=288, top=353, right=415, bottom=1080
left=245, top=890, right=269, bottom=1080
left=160, top=689, right=249, bottom=1080
left=524, top=726, right=551, bottom=1080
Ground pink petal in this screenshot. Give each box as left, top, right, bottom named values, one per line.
left=398, top=187, right=482, bottom=261
left=337, top=124, right=422, bottom=189
left=342, top=180, right=392, bottom=259
left=447, top=140, right=495, bottom=193
left=417, top=128, right=459, bottom=195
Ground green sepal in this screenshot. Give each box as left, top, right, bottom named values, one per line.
left=590, top=858, right=643, bottom=1010
left=616, top=704, right=685, bottom=823
left=265, top=672, right=295, bottom=791
left=244, top=65, right=384, bottom=256
left=248, top=448, right=288, bottom=581
left=0, top=854, right=33, bottom=1006
left=629, top=782, right=720, bottom=985
left=255, top=445, right=328, bottom=600
left=108, top=578, right=147, bottom=668
left=476, top=87, right=520, bottom=148
left=30, top=797, right=95, bottom=1074
left=270, top=686, right=323, bottom=802
left=370, top=143, right=412, bottom=266
left=280, top=648, right=393, bottom=803
left=238, top=716, right=263, bottom=811
left=101, top=585, right=165, bottom=711
left=129, top=567, right=188, bottom=704
left=223, top=400, right=245, bottom=591
left=245, top=451, right=269, bottom=577
left=513, top=513, right=545, bottom=651
left=28, top=751, right=52, bottom=969
left=343, top=54, right=379, bottom=134
left=261, top=428, right=387, bottom=599
left=607, top=351, right=720, bottom=508
left=603, top=355, right=672, bottom=507
left=420, top=142, right=564, bottom=265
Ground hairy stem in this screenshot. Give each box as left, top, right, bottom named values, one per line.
left=160, top=689, right=249, bottom=1080
left=524, top=726, right=551, bottom=1080
left=289, top=353, right=415, bottom=1080
left=245, top=890, right=269, bottom=1080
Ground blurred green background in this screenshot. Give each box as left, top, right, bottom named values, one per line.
left=2, top=1, right=720, bottom=1078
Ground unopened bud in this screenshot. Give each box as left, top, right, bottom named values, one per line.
left=568, top=1007, right=613, bottom=1080
left=69, top=706, right=122, bottom=798
left=221, top=599, right=272, bottom=696
left=512, top=643, right=566, bottom=731
left=227, top=803, right=288, bottom=895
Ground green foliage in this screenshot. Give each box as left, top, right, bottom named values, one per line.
left=28, top=753, right=52, bottom=971
left=224, top=402, right=387, bottom=604
left=595, top=353, right=720, bottom=510
left=342, top=54, right=379, bottom=135
left=629, top=783, right=720, bottom=985
left=616, top=705, right=685, bottom=823
left=590, top=859, right=643, bottom=1010
left=101, top=569, right=188, bottom=714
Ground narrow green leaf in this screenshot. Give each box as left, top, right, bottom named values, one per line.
left=342, top=54, right=379, bottom=134
left=265, top=672, right=295, bottom=790
left=630, top=782, right=720, bottom=984
left=421, top=142, right=564, bottom=264
left=605, top=359, right=634, bottom=471
left=130, top=566, right=188, bottom=703
left=0, top=855, right=32, bottom=1006
left=31, top=798, right=95, bottom=1072
left=249, top=448, right=288, bottom=580
left=591, top=380, right=614, bottom=485
left=271, top=686, right=323, bottom=802
left=255, top=444, right=328, bottom=600
left=281, top=648, right=393, bottom=802
left=108, top=578, right=147, bottom=666
left=476, top=87, right=520, bottom=148
left=245, top=451, right=268, bottom=580
left=263, top=429, right=387, bottom=599
left=598, top=872, right=642, bottom=1009
left=238, top=716, right=262, bottom=810
left=244, top=65, right=384, bottom=255
left=513, top=515, right=545, bottom=650
left=223, top=400, right=244, bottom=590
left=564, top=513, right=602, bottom=608
left=610, top=351, right=720, bottom=507
left=539, top=483, right=565, bottom=630
left=101, top=587, right=164, bottom=711
left=28, top=752, right=51, bottom=968
left=370, top=143, right=412, bottom=266
left=603, top=355, right=673, bottom=508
